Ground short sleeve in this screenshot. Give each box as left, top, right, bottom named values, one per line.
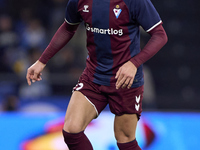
left=65, top=0, right=82, bottom=25
left=133, top=0, right=162, bottom=32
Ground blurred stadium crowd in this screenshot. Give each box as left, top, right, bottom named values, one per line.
left=0, top=0, right=87, bottom=101
left=0, top=0, right=200, bottom=111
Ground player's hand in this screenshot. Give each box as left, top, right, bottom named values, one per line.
left=115, top=61, right=137, bottom=89
left=26, top=60, right=46, bottom=86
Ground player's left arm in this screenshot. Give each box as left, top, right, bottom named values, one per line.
left=116, top=0, right=168, bottom=89
left=129, top=0, right=168, bottom=67
left=130, top=24, right=168, bottom=68
left=116, top=24, right=168, bottom=89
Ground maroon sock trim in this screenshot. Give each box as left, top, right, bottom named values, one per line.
left=117, top=139, right=142, bottom=150
left=62, top=129, right=93, bottom=150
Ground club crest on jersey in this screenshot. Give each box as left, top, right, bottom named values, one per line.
left=113, top=5, right=121, bottom=19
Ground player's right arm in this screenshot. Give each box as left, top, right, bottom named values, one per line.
left=38, top=21, right=79, bottom=64
left=26, top=60, right=45, bottom=86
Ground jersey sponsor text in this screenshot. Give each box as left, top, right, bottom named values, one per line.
left=86, top=23, right=123, bottom=36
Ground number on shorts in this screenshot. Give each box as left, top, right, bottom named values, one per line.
left=73, top=83, right=84, bottom=92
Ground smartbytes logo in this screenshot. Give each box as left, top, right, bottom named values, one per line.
left=86, top=23, right=123, bottom=36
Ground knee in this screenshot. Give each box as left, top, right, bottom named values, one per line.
left=114, top=114, right=138, bottom=143
left=63, top=119, right=85, bottom=133
left=115, top=130, right=135, bottom=143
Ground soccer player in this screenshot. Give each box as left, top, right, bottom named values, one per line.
left=26, top=0, right=168, bottom=149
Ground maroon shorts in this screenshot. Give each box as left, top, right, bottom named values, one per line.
left=73, top=73, right=144, bottom=119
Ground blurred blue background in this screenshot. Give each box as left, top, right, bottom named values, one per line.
left=1, top=111, right=200, bottom=150
left=0, top=0, right=200, bottom=149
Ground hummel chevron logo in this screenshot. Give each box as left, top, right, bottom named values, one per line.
left=135, top=95, right=141, bottom=111
left=135, top=104, right=140, bottom=111
left=136, top=95, right=141, bottom=103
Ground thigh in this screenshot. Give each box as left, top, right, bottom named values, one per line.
left=114, top=114, right=138, bottom=143
left=73, top=73, right=108, bottom=116
left=63, top=91, right=97, bottom=133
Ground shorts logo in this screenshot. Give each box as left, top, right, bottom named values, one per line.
left=135, top=95, right=141, bottom=111
left=83, top=5, right=89, bottom=12
left=113, top=5, right=122, bottom=19
left=73, top=83, right=84, bottom=92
